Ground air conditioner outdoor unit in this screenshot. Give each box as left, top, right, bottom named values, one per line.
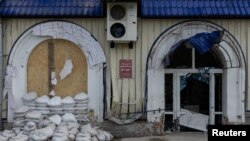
left=107, top=2, right=137, bottom=42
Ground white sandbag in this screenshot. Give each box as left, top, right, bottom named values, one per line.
left=1, top=130, right=16, bottom=138
left=24, top=101, right=36, bottom=107
left=26, top=111, right=42, bottom=119
left=62, top=113, right=77, bottom=122
left=75, top=132, right=91, bottom=141
left=49, top=111, right=64, bottom=115
left=96, top=130, right=106, bottom=141
left=67, top=122, right=80, bottom=129
left=62, top=96, right=75, bottom=104
left=91, top=136, right=99, bottom=141
left=36, top=107, right=49, bottom=111
left=68, top=134, right=76, bottom=141
left=14, top=105, right=30, bottom=114
left=80, top=124, right=98, bottom=136
left=52, top=134, right=70, bottom=141
left=55, top=125, right=69, bottom=135
left=49, top=115, right=62, bottom=125
left=103, top=130, right=113, bottom=141
left=74, top=92, right=88, bottom=101
left=23, top=122, right=37, bottom=131
left=40, top=119, right=53, bottom=128
left=22, top=92, right=38, bottom=101
left=48, top=96, right=62, bottom=106
left=0, top=134, right=8, bottom=141
left=29, top=130, right=48, bottom=141
left=75, top=103, right=88, bottom=107
left=36, top=95, right=50, bottom=104
left=49, top=107, right=63, bottom=111
left=37, top=126, right=55, bottom=138
left=9, top=133, right=28, bottom=141
left=68, top=127, right=78, bottom=135
left=63, top=107, right=75, bottom=110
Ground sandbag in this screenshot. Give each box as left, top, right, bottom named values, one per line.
left=74, top=92, right=88, bottom=101
left=36, top=95, right=50, bottom=104
left=48, top=96, right=62, bottom=106
left=62, top=113, right=77, bottom=122
left=62, top=96, right=75, bottom=104
left=22, top=92, right=38, bottom=101
left=49, top=115, right=62, bottom=125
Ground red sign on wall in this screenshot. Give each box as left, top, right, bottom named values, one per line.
left=119, top=59, right=132, bottom=78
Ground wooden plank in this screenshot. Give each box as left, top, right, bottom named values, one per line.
left=28, top=40, right=49, bottom=96
left=53, top=40, right=88, bottom=97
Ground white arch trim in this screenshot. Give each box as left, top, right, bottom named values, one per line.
left=147, top=21, right=246, bottom=124
left=6, top=21, right=106, bottom=122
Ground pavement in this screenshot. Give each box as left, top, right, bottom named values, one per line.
left=114, top=132, right=207, bottom=141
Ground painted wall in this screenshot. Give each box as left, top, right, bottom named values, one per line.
left=2, top=18, right=250, bottom=119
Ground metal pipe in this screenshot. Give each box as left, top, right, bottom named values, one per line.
left=0, top=18, right=3, bottom=130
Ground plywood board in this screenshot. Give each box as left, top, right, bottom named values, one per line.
left=28, top=39, right=87, bottom=97
left=28, top=40, right=49, bottom=95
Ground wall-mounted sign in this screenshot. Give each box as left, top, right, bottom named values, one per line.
left=120, top=59, right=132, bottom=78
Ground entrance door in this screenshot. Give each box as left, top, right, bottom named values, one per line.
left=165, top=69, right=222, bottom=132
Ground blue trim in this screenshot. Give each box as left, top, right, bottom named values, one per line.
left=0, top=0, right=103, bottom=17
left=141, top=0, right=250, bottom=18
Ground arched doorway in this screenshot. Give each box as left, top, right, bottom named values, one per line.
left=146, top=21, right=246, bottom=132
left=6, top=21, right=106, bottom=122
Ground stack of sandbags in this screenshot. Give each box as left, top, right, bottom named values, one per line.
left=74, top=92, right=89, bottom=121
left=22, top=92, right=37, bottom=110
left=49, top=96, right=64, bottom=115
left=13, top=106, right=30, bottom=128
left=22, top=122, right=37, bottom=136
left=62, top=96, right=75, bottom=114
left=35, top=95, right=50, bottom=116
left=25, top=111, right=43, bottom=126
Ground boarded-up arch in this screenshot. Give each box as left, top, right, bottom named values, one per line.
left=28, top=39, right=87, bottom=97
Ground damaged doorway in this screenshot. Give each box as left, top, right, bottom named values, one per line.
left=28, top=39, right=88, bottom=97
left=164, top=37, right=223, bottom=132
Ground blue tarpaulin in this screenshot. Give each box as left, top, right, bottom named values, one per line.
left=187, top=31, right=222, bottom=55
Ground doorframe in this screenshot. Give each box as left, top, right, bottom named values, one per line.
left=165, top=69, right=223, bottom=131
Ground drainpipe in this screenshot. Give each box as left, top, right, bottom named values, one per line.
left=0, top=18, right=3, bottom=130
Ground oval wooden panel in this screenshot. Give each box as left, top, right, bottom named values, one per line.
left=28, top=39, right=88, bottom=97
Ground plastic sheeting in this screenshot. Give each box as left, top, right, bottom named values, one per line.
left=187, top=31, right=223, bottom=55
